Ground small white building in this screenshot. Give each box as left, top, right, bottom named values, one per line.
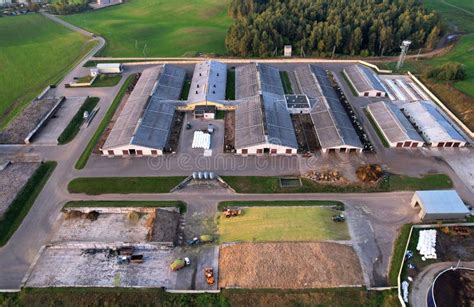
left=411, top=190, right=469, bottom=221
left=97, top=63, right=123, bottom=74
left=343, top=65, right=388, bottom=97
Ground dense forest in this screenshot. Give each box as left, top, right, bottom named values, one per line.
left=225, top=0, right=442, bottom=57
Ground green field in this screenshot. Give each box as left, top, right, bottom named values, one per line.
left=218, top=206, right=350, bottom=242
left=424, top=0, right=474, bottom=33
left=0, top=14, right=95, bottom=128
left=61, top=0, right=232, bottom=57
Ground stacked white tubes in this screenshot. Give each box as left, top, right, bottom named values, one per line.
left=192, top=131, right=211, bottom=150
left=416, top=229, right=437, bottom=260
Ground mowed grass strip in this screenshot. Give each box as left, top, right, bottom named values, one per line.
left=75, top=74, right=135, bottom=169
left=64, top=200, right=187, bottom=213
left=222, top=173, right=452, bottom=193
left=388, top=224, right=413, bottom=286
left=0, top=14, right=95, bottom=128
left=218, top=206, right=350, bottom=242
left=58, top=97, right=100, bottom=144
left=62, top=0, right=232, bottom=57
left=0, top=161, right=57, bottom=246
left=68, top=177, right=187, bottom=194
left=92, top=74, right=122, bottom=87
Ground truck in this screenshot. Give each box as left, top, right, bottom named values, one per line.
left=170, top=257, right=190, bottom=271
left=204, top=268, right=215, bottom=285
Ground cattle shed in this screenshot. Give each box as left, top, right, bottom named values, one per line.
left=187, top=60, right=227, bottom=108
left=402, top=101, right=467, bottom=147
left=366, top=101, right=424, bottom=148
left=411, top=190, right=469, bottom=221
left=343, top=65, right=387, bottom=97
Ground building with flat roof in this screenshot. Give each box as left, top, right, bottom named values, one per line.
left=96, top=63, right=123, bottom=74
left=101, top=65, right=186, bottom=156
left=234, top=63, right=298, bottom=155
left=411, top=190, right=469, bottom=221
left=366, top=101, right=424, bottom=148
left=402, top=101, right=467, bottom=147
left=343, top=64, right=387, bottom=97
left=187, top=61, right=228, bottom=109
left=295, top=64, right=363, bottom=153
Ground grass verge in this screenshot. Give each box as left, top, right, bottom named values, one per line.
left=64, top=200, right=186, bottom=213
left=218, top=200, right=343, bottom=211
left=225, top=69, right=235, bottom=100
left=215, top=110, right=226, bottom=120
left=0, top=161, right=57, bottom=246
left=58, top=97, right=100, bottom=144
left=75, top=74, right=136, bottom=169
left=279, top=71, right=293, bottom=94
left=92, top=74, right=122, bottom=87
left=388, top=224, right=412, bottom=286
left=364, top=109, right=390, bottom=148
left=67, top=176, right=187, bottom=195
left=180, top=79, right=191, bottom=100
left=1, top=287, right=398, bottom=306
left=222, top=173, right=452, bottom=193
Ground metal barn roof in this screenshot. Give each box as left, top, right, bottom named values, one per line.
left=344, top=64, right=386, bottom=93
left=402, top=101, right=466, bottom=143
left=235, top=64, right=259, bottom=99
left=295, top=65, right=362, bottom=149
left=188, top=60, right=227, bottom=104
left=414, top=190, right=469, bottom=214
left=235, top=95, right=266, bottom=148
left=367, top=101, right=424, bottom=144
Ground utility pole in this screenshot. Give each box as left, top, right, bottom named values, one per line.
left=396, top=40, right=411, bottom=70
left=416, top=48, right=422, bottom=61
left=331, top=45, right=336, bottom=59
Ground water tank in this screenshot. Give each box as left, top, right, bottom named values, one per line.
left=203, top=172, right=208, bottom=180
left=198, top=172, right=203, bottom=180
left=209, top=172, right=215, bottom=180
left=192, top=172, right=198, bottom=180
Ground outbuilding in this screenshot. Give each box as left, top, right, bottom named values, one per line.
left=96, top=63, right=123, bottom=74
left=194, top=105, right=216, bottom=120
left=411, top=190, right=469, bottom=221
left=343, top=64, right=388, bottom=97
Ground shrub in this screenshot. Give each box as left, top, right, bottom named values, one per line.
left=425, top=62, right=467, bottom=81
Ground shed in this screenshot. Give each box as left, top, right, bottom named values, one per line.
left=194, top=105, right=216, bottom=120
left=411, top=190, right=469, bottom=221
left=97, top=63, right=123, bottom=74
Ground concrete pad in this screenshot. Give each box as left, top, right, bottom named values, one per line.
left=34, top=97, right=86, bottom=144
left=178, top=113, right=224, bottom=156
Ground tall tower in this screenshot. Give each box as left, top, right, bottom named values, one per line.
left=396, top=40, right=412, bottom=70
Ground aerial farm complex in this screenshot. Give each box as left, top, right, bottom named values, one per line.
left=1, top=15, right=473, bottom=307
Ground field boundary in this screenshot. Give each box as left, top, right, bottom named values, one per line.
left=408, top=72, right=473, bottom=139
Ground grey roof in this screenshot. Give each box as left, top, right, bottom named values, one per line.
left=367, top=101, right=424, bottom=144
left=103, top=66, right=161, bottom=150
left=235, top=64, right=259, bottom=99
left=402, top=101, right=466, bottom=143
left=235, top=95, right=266, bottom=148
left=296, top=65, right=362, bottom=149
left=344, top=64, right=386, bottom=93
left=103, top=65, right=186, bottom=151
left=415, top=190, right=469, bottom=214
left=234, top=63, right=297, bottom=149
left=188, top=61, right=227, bottom=104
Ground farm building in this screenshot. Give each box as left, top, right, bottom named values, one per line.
left=194, top=105, right=216, bottom=120
left=101, top=65, right=186, bottom=156
left=411, top=190, right=469, bottom=221
left=234, top=63, right=298, bottom=155
left=402, top=101, right=467, bottom=147
left=343, top=65, right=387, bottom=97
left=96, top=63, right=123, bottom=74
left=285, top=95, right=312, bottom=114
left=186, top=60, right=228, bottom=110
left=366, top=101, right=424, bottom=148
left=295, top=65, right=363, bottom=153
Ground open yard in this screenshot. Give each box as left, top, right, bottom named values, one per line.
left=62, top=0, right=232, bottom=57
left=218, top=206, right=349, bottom=242
left=0, top=14, right=95, bottom=128
left=219, top=242, right=363, bottom=289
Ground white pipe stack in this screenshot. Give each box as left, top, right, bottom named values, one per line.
left=192, top=131, right=211, bottom=150
left=416, top=229, right=437, bottom=260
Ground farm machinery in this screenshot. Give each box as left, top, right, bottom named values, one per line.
left=332, top=214, right=345, bottom=222
left=223, top=208, right=242, bottom=218
left=204, top=267, right=215, bottom=285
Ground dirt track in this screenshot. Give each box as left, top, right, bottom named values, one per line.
left=219, top=242, right=363, bottom=289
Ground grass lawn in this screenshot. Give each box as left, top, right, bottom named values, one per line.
left=364, top=109, right=390, bottom=148
left=279, top=71, right=293, bottom=94
left=92, top=74, right=122, bottom=87
left=218, top=206, right=349, bottom=242
left=75, top=74, right=135, bottom=169
left=0, top=161, right=57, bottom=246
left=215, top=110, right=226, bottom=120
left=68, top=176, right=187, bottom=194
left=0, top=14, right=95, bottom=128
left=222, top=173, right=452, bottom=193
left=58, top=97, right=99, bottom=144
left=180, top=79, right=191, bottom=100
left=64, top=200, right=186, bottom=213
left=61, top=0, right=232, bottom=57
left=424, top=0, right=474, bottom=33
left=225, top=69, right=235, bottom=100
left=388, top=224, right=412, bottom=286
left=0, top=287, right=398, bottom=307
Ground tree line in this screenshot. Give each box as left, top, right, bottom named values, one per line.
left=225, top=0, right=442, bottom=57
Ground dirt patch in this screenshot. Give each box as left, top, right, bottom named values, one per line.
left=152, top=209, right=180, bottom=244
left=433, top=269, right=474, bottom=307
left=224, top=111, right=235, bottom=153
left=219, top=242, right=363, bottom=289
left=0, top=98, right=60, bottom=144
left=437, top=227, right=474, bottom=261
left=165, top=111, right=185, bottom=153
left=291, top=114, right=319, bottom=152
